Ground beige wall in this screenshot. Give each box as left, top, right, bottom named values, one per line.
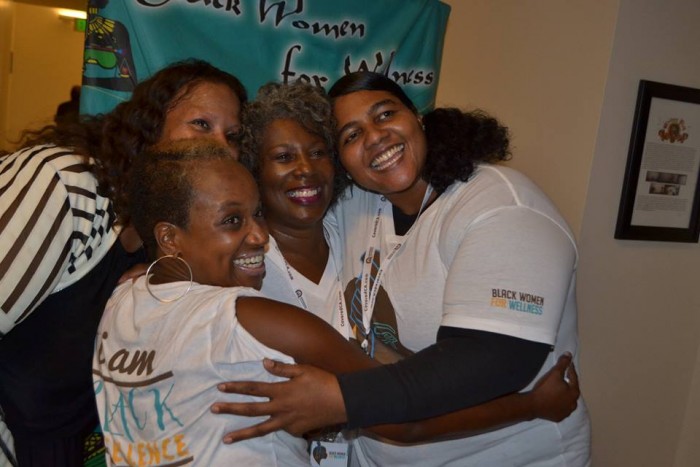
left=0, top=0, right=13, bottom=150
left=436, top=0, right=619, bottom=236
left=577, top=0, right=700, bottom=466
left=3, top=1, right=84, bottom=148
left=438, top=1, right=700, bottom=466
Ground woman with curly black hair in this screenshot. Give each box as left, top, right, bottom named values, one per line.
left=218, top=72, right=590, bottom=466
left=0, top=59, right=245, bottom=467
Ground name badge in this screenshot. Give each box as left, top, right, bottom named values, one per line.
left=309, top=440, right=350, bottom=466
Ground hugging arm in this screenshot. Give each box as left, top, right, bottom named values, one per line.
left=338, top=327, right=551, bottom=428
left=216, top=206, right=580, bottom=441
left=355, top=350, right=577, bottom=443
left=220, top=298, right=579, bottom=443
left=346, top=203, right=582, bottom=428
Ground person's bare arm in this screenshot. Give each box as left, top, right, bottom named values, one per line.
left=220, top=296, right=375, bottom=435
left=217, top=297, right=579, bottom=443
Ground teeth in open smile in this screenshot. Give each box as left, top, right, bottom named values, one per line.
left=233, top=255, right=264, bottom=267
left=371, top=144, right=404, bottom=169
left=288, top=187, right=321, bottom=198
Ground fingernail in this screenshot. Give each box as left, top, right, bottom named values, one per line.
left=223, top=437, right=232, bottom=444
left=563, top=351, right=572, bottom=358
left=217, top=383, right=226, bottom=391
left=211, top=405, right=220, bottom=413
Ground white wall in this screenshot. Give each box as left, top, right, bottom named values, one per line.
left=578, top=0, right=700, bottom=465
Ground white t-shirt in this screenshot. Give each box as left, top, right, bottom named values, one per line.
left=332, top=164, right=591, bottom=466
left=261, top=220, right=350, bottom=340
left=93, top=278, right=308, bottom=466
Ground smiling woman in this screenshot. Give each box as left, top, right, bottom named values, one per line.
left=240, top=82, right=350, bottom=332
left=94, top=138, right=582, bottom=465
left=0, top=59, right=246, bottom=466
left=212, top=72, right=591, bottom=467
left=128, top=142, right=268, bottom=290
left=334, top=89, right=429, bottom=213
left=94, top=140, right=308, bottom=466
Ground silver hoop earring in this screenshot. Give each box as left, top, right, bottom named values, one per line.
left=345, top=172, right=353, bottom=181
left=145, top=254, right=193, bottom=303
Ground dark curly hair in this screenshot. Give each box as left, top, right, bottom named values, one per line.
left=4, top=59, right=247, bottom=225
left=128, top=140, right=238, bottom=259
left=239, top=81, right=348, bottom=207
left=98, top=59, right=247, bottom=224
left=328, top=71, right=511, bottom=194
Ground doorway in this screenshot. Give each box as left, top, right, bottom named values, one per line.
left=0, top=1, right=85, bottom=151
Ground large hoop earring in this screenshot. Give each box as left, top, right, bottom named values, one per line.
left=145, top=254, right=193, bottom=303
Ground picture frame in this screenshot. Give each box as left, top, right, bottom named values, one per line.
left=615, top=80, right=700, bottom=242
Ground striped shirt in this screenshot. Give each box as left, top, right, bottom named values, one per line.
left=0, top=145, right=118, bottom=337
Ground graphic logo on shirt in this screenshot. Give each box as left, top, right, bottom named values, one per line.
left=345, top=250, right=413, bottom=363
left=490, top=289, right=544, bottom=315
left=93, top=331, right=193, bottom=465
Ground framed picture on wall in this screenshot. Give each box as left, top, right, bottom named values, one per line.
left=615, top=80, right=700, bottom=242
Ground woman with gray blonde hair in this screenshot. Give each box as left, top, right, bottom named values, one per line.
left=240, top=81, right=350, bottom=337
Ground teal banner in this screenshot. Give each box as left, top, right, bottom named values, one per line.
left=81, top=0, right=450, bottom=115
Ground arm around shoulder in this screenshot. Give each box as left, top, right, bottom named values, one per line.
left=235, top=296, right=377, bottom=374
left=221, top=296, right=377, bottom=437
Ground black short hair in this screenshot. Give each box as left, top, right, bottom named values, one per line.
left=128, top=139, right=237, bottom=258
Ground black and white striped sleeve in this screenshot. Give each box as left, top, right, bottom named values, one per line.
left=0, top=145, right=118, bottom=337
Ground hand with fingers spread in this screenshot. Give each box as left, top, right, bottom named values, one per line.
left=213, top=359, right=346, bottom=443
left=528, top=353, right=580, bottom=422
left=213, top=352, right=585, bottom=446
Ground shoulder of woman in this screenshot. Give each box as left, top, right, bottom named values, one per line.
left=4, top=144, right=84, bottom=166
left=236, top=295, right=298, bottom=315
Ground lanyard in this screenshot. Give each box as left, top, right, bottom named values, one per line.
left=358, top=184, right=434, bottom=354
left=271, top=234, right=350, bottom=340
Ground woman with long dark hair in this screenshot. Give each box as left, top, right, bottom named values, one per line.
left=0, top=59, right=246, bottom=466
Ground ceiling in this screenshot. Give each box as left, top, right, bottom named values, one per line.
left=13, top=0, right=87, bottom=11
